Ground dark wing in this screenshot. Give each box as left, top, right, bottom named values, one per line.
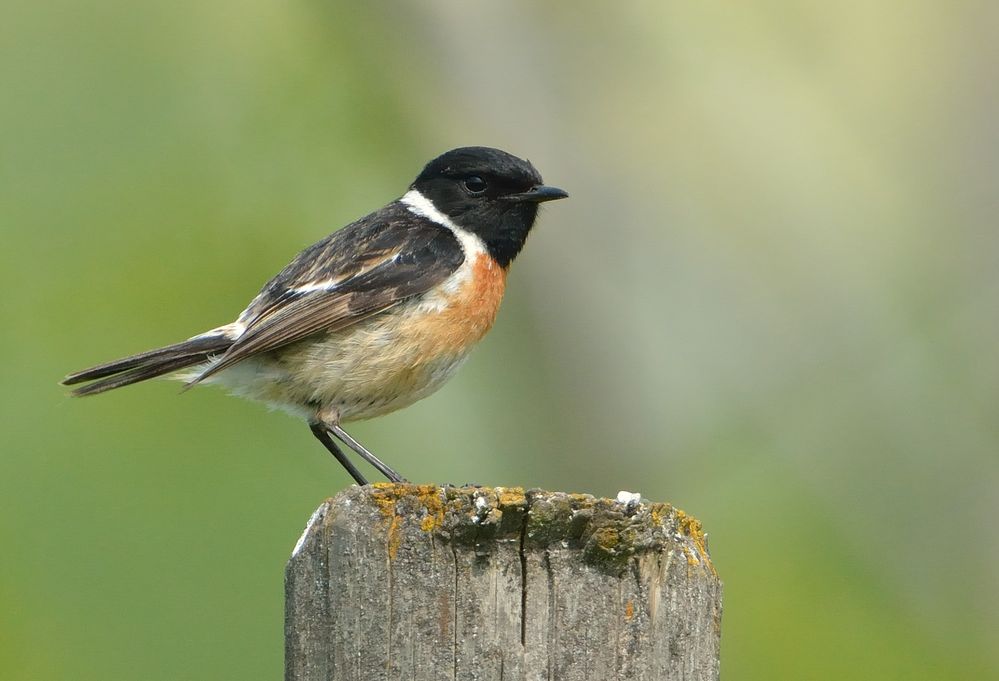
left=188, top=203, right=464, bottom=386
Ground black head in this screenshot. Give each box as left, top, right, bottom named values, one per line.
left=410, top=146, right=568, bottom=267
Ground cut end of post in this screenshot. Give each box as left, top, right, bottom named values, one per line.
left=291, top=483, right=716, bottom=574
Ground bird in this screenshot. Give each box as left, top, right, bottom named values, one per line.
left=62, top=146, right=568, bottom=485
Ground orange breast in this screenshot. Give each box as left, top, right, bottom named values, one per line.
left=407, top=253, right=508, bottom=353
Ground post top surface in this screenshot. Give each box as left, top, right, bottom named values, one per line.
left=293, top=484, right=715, bottom=576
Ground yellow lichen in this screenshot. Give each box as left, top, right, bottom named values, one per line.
left=649, top=502, right=671, bottom=528
left=387, top=514, right=402, bottom=560
left=369, top=483, right=401, bottom=518
left=496, top=487, right=526, bottom=507
left=367, top=484, right=448, bottom=560
left=411, top=485, right=445, bottom=532
left=624, top=600, right=635, bottom=621
left=592, top=526, right=620, bottom=551
left=674, top=508, right=715, bottom=575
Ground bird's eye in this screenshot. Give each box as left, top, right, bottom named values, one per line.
left=462, top=176, right=488, bottom=195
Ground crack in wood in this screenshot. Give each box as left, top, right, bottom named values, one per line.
left=518, top=503, right=529, bottom=648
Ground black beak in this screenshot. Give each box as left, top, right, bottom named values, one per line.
left=503, top=185, right=569, bottom=203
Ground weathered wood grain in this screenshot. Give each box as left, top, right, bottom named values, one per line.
left=286, top=484, right=721, bottom=681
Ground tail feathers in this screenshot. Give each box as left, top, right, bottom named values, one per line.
left=62, top=334, right=233, bottom=397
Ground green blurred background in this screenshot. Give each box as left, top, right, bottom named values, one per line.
left=3, top=1, right=997, bottom=679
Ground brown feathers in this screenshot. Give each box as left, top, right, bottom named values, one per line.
left=187, top=213, right=465, bottom=386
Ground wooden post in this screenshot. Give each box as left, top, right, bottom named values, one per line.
left=286, top=484, right=721, bottom=681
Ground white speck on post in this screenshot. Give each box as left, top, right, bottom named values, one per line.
left=616, top=490, right=642, bottom=506
left=471, top=493, right=490, bottom=524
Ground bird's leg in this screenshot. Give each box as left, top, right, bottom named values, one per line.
left=329, top=423, right=407, bottom=483
left=309, top=422, right=368, bottom=486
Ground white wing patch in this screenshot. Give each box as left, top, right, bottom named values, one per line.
left=191, top=321, right=246, bottom=341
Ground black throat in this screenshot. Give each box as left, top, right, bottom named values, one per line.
left=449, top=202, right=539, bottom=268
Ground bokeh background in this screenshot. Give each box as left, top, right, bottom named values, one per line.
left=3, top=1, right=997, bottom=679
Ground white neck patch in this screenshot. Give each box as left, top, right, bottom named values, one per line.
left=399, top=188, right=489, bottom=304
left=401, top=189, right=459, bottom=230
left=400, top=189, right=487, bottom=257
